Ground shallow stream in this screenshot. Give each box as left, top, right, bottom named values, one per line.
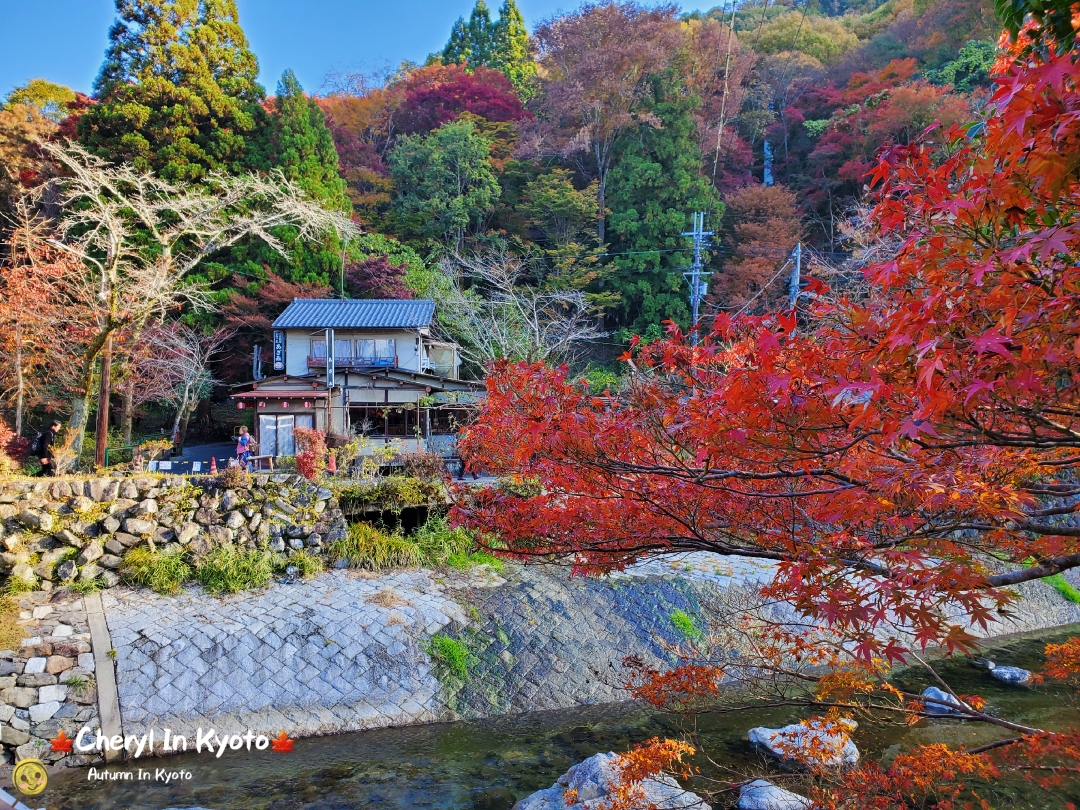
left=43, top=625, right=1080, bottom=809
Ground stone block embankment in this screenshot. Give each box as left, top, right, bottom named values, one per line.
left=0, top=474, right=348, bottom=591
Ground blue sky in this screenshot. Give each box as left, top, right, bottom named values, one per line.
left=0, top=0, right=715, bottom=99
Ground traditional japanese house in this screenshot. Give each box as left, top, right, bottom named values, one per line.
left=230, top=299, right=483, bottom=458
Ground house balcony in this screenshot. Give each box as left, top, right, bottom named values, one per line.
left=307, top=355, right=398, bottom=371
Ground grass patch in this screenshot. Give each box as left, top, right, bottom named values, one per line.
left=4, top=574, right=37, bottom=595
left=0, top=596, right=23, bottom=651
left=120, top=548, right=193, bottom=595
left=282, top=549, right=324, bottom=579
left=447, top=550, right=504, bottom=572
left=671, top=609, right=704, bottom=641
left=412, top=515, right=473, bottom=564
left=1047, top=573, right=1080, bottom=604
left=66, top=578, right=104, bottom=594
left=195, top=545, right=275, bottom=595
left=424, top=634, right=475, bottom=681
left=329, top=523, right=422, bottom=571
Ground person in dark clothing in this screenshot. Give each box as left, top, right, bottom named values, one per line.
left=35, top=420, right=62, bottom=477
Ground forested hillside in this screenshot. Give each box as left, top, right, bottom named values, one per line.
left=0, top=0, right=1009, bottom=403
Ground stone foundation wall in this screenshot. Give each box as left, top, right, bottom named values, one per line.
left=0, top=474, right=348, bottom=591
left=0, top=591, right=98, bottom=769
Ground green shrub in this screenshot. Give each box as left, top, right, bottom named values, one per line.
left=671, top=609, right=704, bottom=641
left=413, top=514, right=473, bottom=565
left=424, top=634, right=475, bottom=680
left=333, top=477, right=444, bottom=514
left=329, top=523, right=422, bottom=571
left=121, top=548, right=193, bottom=595
left=195, top=545, right=275, bottom=595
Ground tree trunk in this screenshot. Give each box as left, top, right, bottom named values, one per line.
left=62, top=394, right=92, bottom=474
left=597, top=174, right=607, bottom=245
left=177, top=409, right=193, bottom=455
left=121, top=388, right=134, bottom=446
left=13, top=319, right=23, bottom=437
left=95, top=335, right=113, bottom=468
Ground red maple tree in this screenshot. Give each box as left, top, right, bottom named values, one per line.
left=455, top=18, right=1080, bottom=804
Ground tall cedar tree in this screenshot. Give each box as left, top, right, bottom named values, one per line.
left=606, top=73, right=722, bottom=334
left=79, top=0, right=267, bottom=181
left=272, top=70, right=350, bottom=211
left=443, top=0, right=535, bottom=98
left=491, top=1, right=536, bottom=98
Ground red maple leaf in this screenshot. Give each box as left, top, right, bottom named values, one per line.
left=271, top=730, right=294, bottom=753
left=50, top=731, right=74, bottom=753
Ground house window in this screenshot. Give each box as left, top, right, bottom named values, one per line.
left=356, top=339, right=375, bottom=361
left=259, top=413, right=314, bottom=457
left=375, top=339, right=396, bottom=362
left=348, top=405, right=420, bottom=438
left=310, top=340, right=353, bottom=359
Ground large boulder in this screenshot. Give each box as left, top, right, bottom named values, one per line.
left=737, top=780, right=812, bottom=810
left=511, top=752, right=709, bottom=810
left=748, top=721, right=859, bottom=769
left=985, top=662, right=1031, bottom=685
left=921, top=687, right=966, bottom=716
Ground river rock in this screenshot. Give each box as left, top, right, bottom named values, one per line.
left=986, top=662, right=1031, bottom=685
left=922, top=687, right=966, bottom=716
left=511, top=752, right=710, bottom=810
left=748, top=721, right=859, bottom=769
left=737, top=780, right=812, bottom=810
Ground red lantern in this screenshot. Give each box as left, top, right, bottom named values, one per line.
left=282, top=401, right=289, bottom=409
left=304, top=401, right=312, bottom=408
left=259, top=401, right=266, bottom=408
left=237, top=402, right=245, bottom=410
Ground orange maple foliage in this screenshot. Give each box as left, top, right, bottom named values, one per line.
left=455, top=19, right=1080, bottom=808
left=457, top=37, right=1080, bottom=660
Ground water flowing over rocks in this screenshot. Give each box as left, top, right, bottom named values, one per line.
left=511, top=752, right=710, bottom=810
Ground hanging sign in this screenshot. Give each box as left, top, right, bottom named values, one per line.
left=273, top=330, right=286, bottom=372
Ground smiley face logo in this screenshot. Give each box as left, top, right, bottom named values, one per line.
left=12, top=758, right=48, bottom=796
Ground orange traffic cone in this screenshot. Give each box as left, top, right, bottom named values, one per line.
left=327, top=451, right=337, bottom=475
left=210, top=456, right=218, bottom=474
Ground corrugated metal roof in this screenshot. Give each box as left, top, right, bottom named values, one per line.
left=272, top=299, right=436, bottom=330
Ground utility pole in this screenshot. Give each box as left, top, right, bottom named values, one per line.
left=682, top=211, right=713, bottom=346
left=785, top=242, right=802, bottom=310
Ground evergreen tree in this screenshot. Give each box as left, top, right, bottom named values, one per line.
left=491, top=0, right=536, bottom=98
left=272, top=70, right=349, bottom=211
left=388, top=118, right=501, bottom=247
left=606, top=74, right=722, bottom=335
left=467, top=0, right=496, bottom=66
left=79, top=0, right=267, bottom=181
left=443, top=17, right=472, bottom=65
left=443, top=0, right=535, bottom=98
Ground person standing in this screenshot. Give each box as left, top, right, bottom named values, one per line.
left=35, top=420, right=62, bottom=477
left=236, top=425, right=254, bottom=471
